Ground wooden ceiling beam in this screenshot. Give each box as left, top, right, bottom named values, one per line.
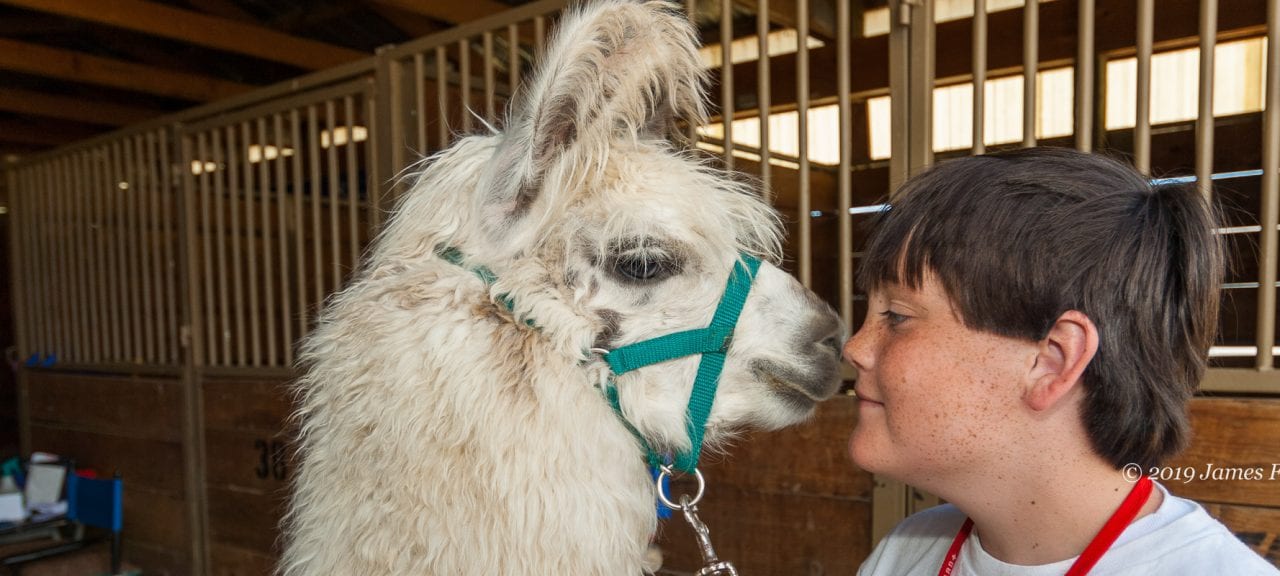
left=184, top=0, right=258, bottom=23
left=368, top=0, right=514, bottom=25
left=0, top=120, right=98, bottom=146
left=368, top=4, right=447, bottom=39
left=0, top=88, right=161, bottom=126
left=730, top=0, right=839, bottom=42
left=0, top=38, right=254, bottom=102
left=0, top=0, right=368, bottom=70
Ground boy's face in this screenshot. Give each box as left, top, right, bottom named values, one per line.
left=843, top=271, right=1037, bottom=488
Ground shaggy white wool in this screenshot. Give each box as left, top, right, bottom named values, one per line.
left=280, top=1, right=844, bottom=574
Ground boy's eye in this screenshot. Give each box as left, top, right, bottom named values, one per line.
left=879, top=310, right=908, bottom=327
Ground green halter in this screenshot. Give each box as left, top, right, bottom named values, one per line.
left=601, top=254, right=761, bottom=473
left=437, top=246, right=762, bottom=475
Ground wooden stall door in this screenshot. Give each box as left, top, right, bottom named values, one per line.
left=202, top=374, right=294, bottom=575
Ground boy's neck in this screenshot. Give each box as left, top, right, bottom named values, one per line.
left=950, top=453, right=1163, bottom=566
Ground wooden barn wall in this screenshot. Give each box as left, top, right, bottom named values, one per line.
left=22, top=370, right=193, bottom=574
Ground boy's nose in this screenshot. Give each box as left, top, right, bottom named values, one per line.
left=842, top=326, right=873, bottom=372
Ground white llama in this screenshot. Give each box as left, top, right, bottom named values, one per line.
left=280, top=1, right=844, bottom=574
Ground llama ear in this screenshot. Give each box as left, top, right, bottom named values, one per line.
left=484, top=0, right=707, bottom=221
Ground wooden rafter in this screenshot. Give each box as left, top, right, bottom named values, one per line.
left=368, top=0, right=514, bottom=24
left=0, top=0, right=368, bottom=70
left=0, top=88, right=161, bottom=126
left=368, top=4, right=446, bottom=39
left=0, top=38, right=254, bottom=102
left=730, top=0, right=838, bottom=42
left=0, top=119, right=98, bottom=146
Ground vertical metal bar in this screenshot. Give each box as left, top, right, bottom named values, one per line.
left=70, top=156, right=86, bottom=363
left=77, top=152, right=93, bottom=362
left=81, top=151, right=96, bottom=361
left=21, top=167, right=41, bottom=360
left=131, top=136, right=148, bottom=362
left=484, top=31, right=496, bottom=122
left=126, top=137, right=143, bottom=362
left=973, top=0, right=987, bottom=154
left=52, top=156, right=71, bottom=363
left=437, top=47, right=450, bottom=149
left=889, top=2, right=911, bottom=192
left=180, top=134, right=204, bottom=369
left=367, top=84, right=382, bottom=235
left=326, top=100, right=342, bottom=294
left=1076, top=0, right=1095, bottom=152
left=177, top=123, right=210, bottom=576
left=53, top=157, right=71, bottom=362
left=1196, top=0, right=1218, bottom=199
left=460, top=39, right=473, bottom=132
left=535, top=16, right=545, bottom=54
left=720, top=0, right=734, bottom=168
left=243, top=121, right=260, bottom=367
left=757, top=0, right=772, bottom=200
left=147, top=132, right=166, bottom=364
left=227, top=125, right=246, bottom=366
left=91, top=148, right=107, bottom=363
left=1135, top=0, right=1154, bottom=173
left=837, top=0, right=852, bottom=327
left=415, top=52, right=428, bottom=153
left=213, top=129, right=231, bottom=366
left=291, top=108, right=308, bottom=342
left=134, top=135, right=154, bottom=363
left=1023, top=0, right=1038, bottom=147
left=39, top=161, right=54, bottom=361
left=48, top=157, right=67, bottom=362
left=111, top=141, right=127, bottom=362
left=345, top=95, right=360, bottom=285
left=159, top=129, right=176, bottom=365
left=309, top=105, right=325, bottom=315
left=6, top=168, right=28, bottom=363
left=909, top=0, right=934, bottom=174
left=377, top=50, right=402, bottom=204
left=35, top=164, right=52, bottom=359
left=508, top=24, right=520, bottom=102
left=274, top=113, right=294, bottom=367
left=798, top=0, right=812, bottom=288
left=258, top=118, right=277, bottom=367
left=1257, top=0, right=1279, bottom=369
left=198, top=132, right=216, bottom=365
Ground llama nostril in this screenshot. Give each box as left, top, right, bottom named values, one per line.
left=820, top=335, right=841, bottom=355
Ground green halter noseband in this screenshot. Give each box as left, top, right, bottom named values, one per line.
left=437, top=246, right=762, bottom=475
left=600, top=254, right=761, bottom=474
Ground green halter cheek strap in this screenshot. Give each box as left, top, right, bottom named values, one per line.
left=435, top=245, right=762, bottom=475
left=603, top=254, right=761, bottom=474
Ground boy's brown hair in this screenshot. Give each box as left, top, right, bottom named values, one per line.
left=857, top=147, right=1223, bottom=470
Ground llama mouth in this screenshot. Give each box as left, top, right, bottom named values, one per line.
left=752, top=360, right=830, bottom=410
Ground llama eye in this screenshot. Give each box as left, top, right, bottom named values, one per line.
left=613, top=253, right=675, bottom=282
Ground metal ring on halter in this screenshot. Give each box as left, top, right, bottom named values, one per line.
left=589, top=347, right=610, bottom=356
left=655, top=465, right=705, bottom=510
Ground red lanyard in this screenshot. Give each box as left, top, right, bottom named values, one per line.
left=937, top=475, right=1154, bottom=576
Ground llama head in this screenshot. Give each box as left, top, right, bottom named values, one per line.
left=386, top=0, right=844, bottom=456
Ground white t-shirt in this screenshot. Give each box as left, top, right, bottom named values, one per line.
left=858, top=483, right=1279, bottom=575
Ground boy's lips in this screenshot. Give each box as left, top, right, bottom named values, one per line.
left=853, top=387, right=883, bottom=405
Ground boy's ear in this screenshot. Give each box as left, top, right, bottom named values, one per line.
left=1025, top=310, right=1098, bottom=412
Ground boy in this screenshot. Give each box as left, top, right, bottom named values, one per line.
left=845, top=147, right=1278, bottom=575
